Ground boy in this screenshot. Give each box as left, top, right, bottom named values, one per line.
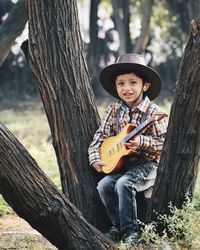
left=88, top=54, right=167, bottom=245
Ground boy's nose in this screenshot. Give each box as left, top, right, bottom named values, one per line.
left=123, top=83, right=131, bottom=90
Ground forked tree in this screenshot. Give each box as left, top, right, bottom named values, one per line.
left=0, top=1, right=199, bottom=249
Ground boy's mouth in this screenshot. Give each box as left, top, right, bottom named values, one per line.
left=123, top=93, right=133, bottom=97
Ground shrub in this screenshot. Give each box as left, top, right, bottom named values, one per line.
left=140, top=196, right=200, bottom=249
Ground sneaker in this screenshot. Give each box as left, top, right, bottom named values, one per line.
left=105, top=226, right=122, bottom=242
left=122, top=231, right=140, bottom=245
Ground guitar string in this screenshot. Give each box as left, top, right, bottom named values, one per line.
left=106, top=114, right=164, bottom=157
left=107, top=119, right=149, bottom=157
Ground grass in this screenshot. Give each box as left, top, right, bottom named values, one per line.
left=0, top=196, right=12, bottom=217
left=0, top=107, right=60, bottom=186
left=0, top=233, right=56, bottom=249
left=0, top=101, right=60, bottom=217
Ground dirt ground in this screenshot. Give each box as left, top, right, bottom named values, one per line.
left=0, top=213, right=57, bottom=250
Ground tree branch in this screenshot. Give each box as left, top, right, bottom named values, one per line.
left=0, top=123, right=112, bottom=249
left=134, top=0, right=154, bottom=54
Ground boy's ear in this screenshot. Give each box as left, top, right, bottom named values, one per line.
left=143, top=82, right=151, bottom=92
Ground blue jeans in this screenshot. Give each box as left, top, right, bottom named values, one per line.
left=97, top=158, right=157, bottom=234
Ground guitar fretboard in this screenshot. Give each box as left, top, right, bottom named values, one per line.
left=123, top=119, right=151, bottom=143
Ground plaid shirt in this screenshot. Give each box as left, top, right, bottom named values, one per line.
left=88, top=96, right=168, bottom=165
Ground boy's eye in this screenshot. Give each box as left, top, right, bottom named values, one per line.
left=130, top=81, right=137, bottom=85
left=116, top=82, right=124, bottom=86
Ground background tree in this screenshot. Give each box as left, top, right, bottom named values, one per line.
left=167, top=0, right=200, bottom=34
left=0, top=0, right=37, bottom=99
left=0, top=0, right=27, bottom=65
left=2, top=0, right=197, bottom=101
left=86, top=0, right=102, bottom=96
left=111, top=0, right=132, bottom=54
left=86, top=0, right=155, bottom=98
left=154, top=0, right=200, bottom=102
left=133, top=0, right=154, bottom=54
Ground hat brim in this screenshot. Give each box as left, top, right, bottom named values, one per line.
left=100, top=63, right=161, bottom=100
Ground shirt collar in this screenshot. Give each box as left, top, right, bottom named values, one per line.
left=116, top=96, right=151, bottom=113
left=135, top=96, right=151, bottom=113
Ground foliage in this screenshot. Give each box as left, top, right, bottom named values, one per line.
left=150, top=1, right=186, bottom=61
left=140, top=196, right=200, bottom=249
left=100, top=0, right=112, bottom=16
left=166, top=0, right=200, bottom=34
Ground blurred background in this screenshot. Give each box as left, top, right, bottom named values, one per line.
left=0, top=0, right=200, bottom=211
left=1, top=0, right=200, bottom=103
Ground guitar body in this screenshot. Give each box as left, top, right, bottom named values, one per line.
left=99, top=112, right=167, bottom=174
left=100, top=124, right=136, bottom=174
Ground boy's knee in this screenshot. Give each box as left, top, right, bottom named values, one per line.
left=115, top=177, right=136, bottom=196
left=97, top=180, right=104, bottom=195
left=115, top=178, right=128, bottom=193
left=97, top=177, right=110, bottom=195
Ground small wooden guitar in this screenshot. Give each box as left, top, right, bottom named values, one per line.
left=100, top=113, right=167, bottom=174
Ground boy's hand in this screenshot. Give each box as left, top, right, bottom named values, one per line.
left=92, top=161, right=106, bottom=173
left=124, top=136, right=141, bottom=152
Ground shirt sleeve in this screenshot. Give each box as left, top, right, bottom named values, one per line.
left=139, top=107, right=168, bottom=157
left=88, top=103, right=114, bottom=166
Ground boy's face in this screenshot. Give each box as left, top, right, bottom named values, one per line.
left=115, top=73, right=151, bottom=108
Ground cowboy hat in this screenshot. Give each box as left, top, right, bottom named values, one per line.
left=99, top=53, right=161, bottom=100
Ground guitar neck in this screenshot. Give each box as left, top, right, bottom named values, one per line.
left=123, top=118, right=152, bottom=143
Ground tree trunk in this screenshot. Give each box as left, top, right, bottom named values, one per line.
left=27, top=0, right=110, bottom=229
left=123, top=0, right=132, bottom=53
left=147, top=17, right=200, bottom=220
left=86, top=0, right=101, bottom=91
left=134, top=0, right=154, bottom=54
left=0, top=124, right=112, bottom=250
left=112, top=0, right=131, bottom=54
left=0, top=0, right=27, bottom=65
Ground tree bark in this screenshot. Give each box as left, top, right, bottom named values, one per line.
left=134, top=0, right=154, bottom=54
left=26, top=0, right=109, bottom=229
left=147, top=17, right=200, bottom=220
left=0, top=124, right=112, bottom=250
left=0, top=0, right=27, bottom=65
